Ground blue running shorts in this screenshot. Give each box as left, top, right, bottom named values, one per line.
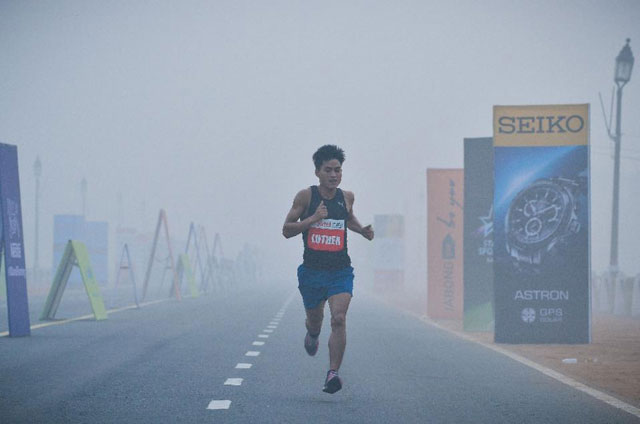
left=297, top=265, right=354, bottom=310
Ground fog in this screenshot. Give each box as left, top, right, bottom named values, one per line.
left=1, top=0, right=639, bottom=290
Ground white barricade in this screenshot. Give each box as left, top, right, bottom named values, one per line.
left=599, top=272, right=613, bottom=313
left=591, top=272, right=600, bottom=312
left=632, top=274, right=640, bottom=318
left=613, top=272, right=628, bottom=315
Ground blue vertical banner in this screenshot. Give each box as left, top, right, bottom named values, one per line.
left=0, top=143, right=31, bottom=337
left=493, top=105, right=590, bottom=343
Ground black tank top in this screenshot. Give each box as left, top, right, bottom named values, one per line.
left=301, top=186, right=351, bottom=270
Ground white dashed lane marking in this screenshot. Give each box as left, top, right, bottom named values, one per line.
left=207, top=291, right=296, bottom=412
left=207, top=400, right=231, bottom=410
left=235, top=363, right=252, bottom=369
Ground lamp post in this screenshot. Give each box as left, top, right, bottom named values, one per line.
left=33, top=156, right=42, bottom=284
left=610, top=38, right=634, bottom=277
left=81, top=177, right=87, bottom=217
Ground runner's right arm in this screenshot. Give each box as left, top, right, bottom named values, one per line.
left=282, top=189, right=328, bottom=239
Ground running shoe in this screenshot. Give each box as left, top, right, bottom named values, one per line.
left=322, top=369, right=342, bottom=394
left=304, top=332, right=319, bottom=356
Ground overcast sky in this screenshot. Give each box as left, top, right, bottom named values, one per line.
left=1, top=0, right=639, bottom=281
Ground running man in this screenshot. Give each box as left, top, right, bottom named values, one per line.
left=282, top=145, right=374, bottom=394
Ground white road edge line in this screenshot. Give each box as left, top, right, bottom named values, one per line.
left=416, top=314, right=640, bottom=419
left=1, top=298, right=173, bottom=337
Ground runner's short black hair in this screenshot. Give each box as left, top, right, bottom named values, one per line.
left=313, top=145, right=345, bottom=169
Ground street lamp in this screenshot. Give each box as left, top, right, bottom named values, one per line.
left=610, top=38, right=634, bottom=276
left=81, top=177, right=87, bottom=217
left=33, top=156, right=42, bottom=284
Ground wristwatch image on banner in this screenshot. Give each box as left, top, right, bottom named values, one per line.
left=505, top=173, right=587, bottom=272
left=494, top=146, right=588, bottom=276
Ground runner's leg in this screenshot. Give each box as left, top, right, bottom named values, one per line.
left=327, top=292, right=351, bottom=371
left=305, top=299, right=326, bottom=336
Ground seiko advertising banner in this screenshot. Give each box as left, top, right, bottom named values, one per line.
left=493, top=104, right=590, bottom=343
left=372, top=214, right=404, bottom=289
left=463, top=138, right=494, bottom=332
left=427, top=169, right=464, bottom=320
left=0, top=143, right=31, bottom=336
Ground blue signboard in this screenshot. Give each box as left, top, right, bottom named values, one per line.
left=0, top=143, right=30, bottom=337
left=53, top=215, right=85, bottom=287
left=53, top=215, right=108, bottom=286
left=85, top=221, right=109, bottom=285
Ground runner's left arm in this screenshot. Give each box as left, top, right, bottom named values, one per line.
left=345, top=191, right=374, bottom=241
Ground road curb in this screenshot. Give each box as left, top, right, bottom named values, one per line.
left=411, top=310, right=640, bottom=419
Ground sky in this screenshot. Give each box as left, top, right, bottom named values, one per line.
left=1, top=0, right=639, bottom=284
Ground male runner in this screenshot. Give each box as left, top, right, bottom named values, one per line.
left=282, top=144, right=374, bottom=394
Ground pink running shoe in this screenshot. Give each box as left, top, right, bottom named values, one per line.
left=322, top=369, right=342, bottom=394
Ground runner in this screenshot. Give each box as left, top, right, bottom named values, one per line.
left=282, top=144, right=374, bottom=394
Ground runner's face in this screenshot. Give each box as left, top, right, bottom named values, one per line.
left=315, top=159, right=342, bottom=190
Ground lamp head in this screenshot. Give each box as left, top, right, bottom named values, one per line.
left=615, top=38, right=634, bottom=85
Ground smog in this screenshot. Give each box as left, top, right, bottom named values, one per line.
left=0, top=1, right=639, bottom=421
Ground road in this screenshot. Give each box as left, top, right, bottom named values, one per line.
left=1, top=281, right=638, bottom=423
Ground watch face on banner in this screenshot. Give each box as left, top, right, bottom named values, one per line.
left=494, top=146, right=588, bottom=276
left=507, top=181, right=568, bottom=246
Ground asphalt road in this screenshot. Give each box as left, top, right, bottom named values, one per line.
left=0, top=281, right=638, bottom=423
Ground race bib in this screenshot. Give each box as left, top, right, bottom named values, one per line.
left=307, top=219, right=345, bottom=252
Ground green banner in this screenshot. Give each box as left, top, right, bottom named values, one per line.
left=463, top=138, right=494, bottom=332
left=41, top=240, right=107, bottom=321
left=179, top=254, right=199, bottom=298
left=0, top=255, right=6, bottom=300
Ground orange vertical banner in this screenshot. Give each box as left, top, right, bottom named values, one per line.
left=427, top=169, right=464, bottom=319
